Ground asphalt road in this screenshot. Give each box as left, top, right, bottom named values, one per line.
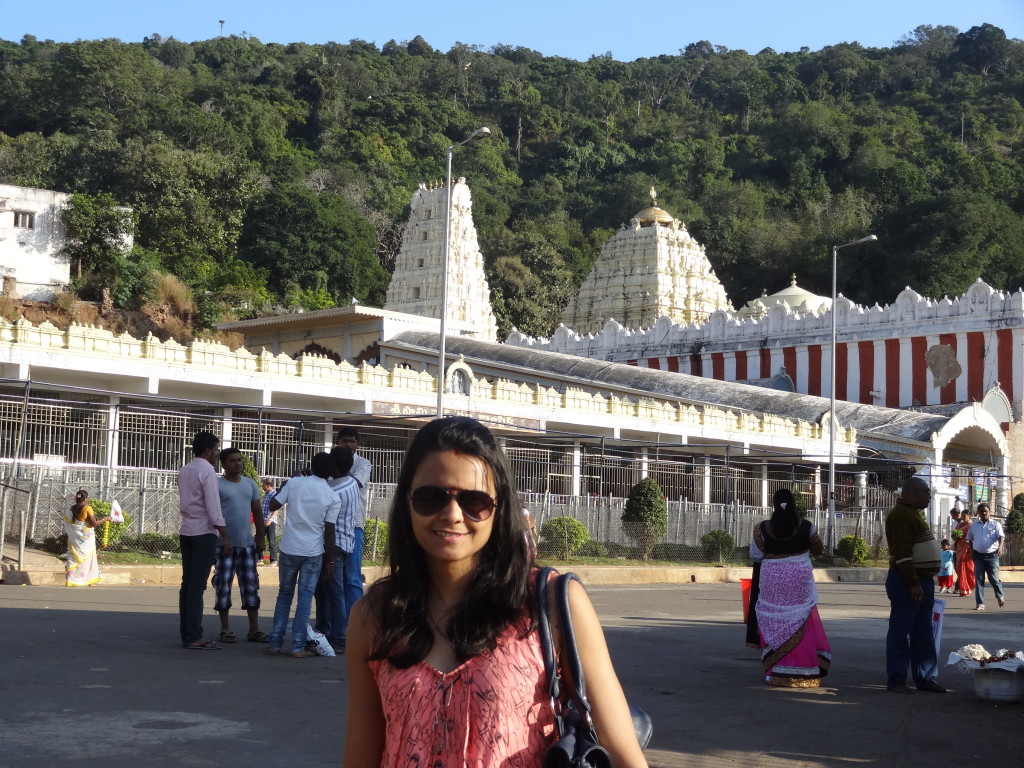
left=1, top=581, right=1023, bottom=768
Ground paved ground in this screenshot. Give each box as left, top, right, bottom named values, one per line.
left=1, top=581, right=1022, bottom=768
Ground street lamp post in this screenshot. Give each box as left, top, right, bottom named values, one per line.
left=828, top=234, right=877, bottom=553
left=437, top=126, right=491, bottom=418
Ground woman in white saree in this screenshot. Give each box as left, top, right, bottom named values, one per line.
left=64, top=490, right=109, bottom=587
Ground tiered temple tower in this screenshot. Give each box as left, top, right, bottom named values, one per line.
left=561, top=188, right=732, bottom=335
left=384, top=178, right=497, bottom=341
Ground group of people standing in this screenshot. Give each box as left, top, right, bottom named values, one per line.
left=745, top=479, right=1010, bottom=696
left=175, top=426, right=372, bottom=654
left=946, top=501, right=1006, bottom=610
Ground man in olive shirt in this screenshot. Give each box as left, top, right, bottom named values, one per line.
left=884, top=476, right=945, bottom=694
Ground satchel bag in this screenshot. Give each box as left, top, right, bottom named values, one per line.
left=536, top=568, right=653, bottom=768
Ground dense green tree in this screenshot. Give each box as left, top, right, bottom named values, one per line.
left=60, top=192, right=159, bottom=308
left=238, top=184, right=387, bottom=307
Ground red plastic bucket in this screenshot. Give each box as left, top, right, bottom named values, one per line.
left=740, top=578, right=752, bottom=623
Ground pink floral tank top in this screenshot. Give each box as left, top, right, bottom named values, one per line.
left=370, top=619, right=555, bottom=767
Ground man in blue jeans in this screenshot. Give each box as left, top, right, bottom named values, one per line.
left=266, top=453, right=340, bottom=658
left=883, top=477, right=945, bottom=694
left=967, top=503, right=1006, bottom=611
left=335, top=426, right=372, bottom=620
left=313, top=446, right=360, bottom=652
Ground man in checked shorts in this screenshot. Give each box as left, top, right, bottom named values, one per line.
left=212, top=447, right=269, bottom=644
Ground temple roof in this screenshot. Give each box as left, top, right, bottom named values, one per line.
left=632, top=205, right=676, bottom=226
left=739, top=274, right=831, bottom=317
left=385, top=330, right=951, bottom=445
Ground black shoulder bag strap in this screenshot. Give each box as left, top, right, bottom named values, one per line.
left=553, top=572, right=600, bottom=733
left=536, top=566, right=561, bottom=729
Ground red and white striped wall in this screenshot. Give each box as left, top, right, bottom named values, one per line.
left=630, top=327, right=1023, bottom=411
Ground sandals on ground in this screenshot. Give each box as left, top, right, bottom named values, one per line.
left=219, top=628, right=238, bottom=643
left=247, top=630, right=270, bottom=643
left=290, top=649, right=316, bottom=658
left=184, top=640, right=221, bottom=650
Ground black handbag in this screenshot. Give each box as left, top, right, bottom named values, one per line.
left=536, top=568, right=653, bottom=768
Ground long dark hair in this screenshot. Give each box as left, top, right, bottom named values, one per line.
left=367, top=416, right=533, bottom=668
left=770, top=488, right=800, bottom=538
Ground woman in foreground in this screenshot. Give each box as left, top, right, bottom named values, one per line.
left=750, top=488, right=831, bottom=687
left=343, top=416, right=647, bottom=767
left=63, top=489, right=109, bottom=587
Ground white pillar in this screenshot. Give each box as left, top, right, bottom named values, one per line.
left=105, top=396, right=120, bottom=471
left=928, top=449, right=943, bottom=526
left=701, top=458, right=711, bottom=505
left=813, top=466, right=822, bottom=511
left=571, top=442, right=582, bottom=497
left=217, top=408, right=232, bottom=449
left=996, top=455, right=1010, bottom=512
left=855, top=471, right=868, bottom=508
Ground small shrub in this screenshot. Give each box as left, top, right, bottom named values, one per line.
left=603, top=541, right=633, bottom=559
left=123, top=532, right=180, bottom=553
left=0, top=295, right=21, bottom=322
left=88, top=500, right=132, bottom=548
left=700, top=530, right=735, bottom=564
left=146, top=273, right=196, bottom=316
left=622, top=478, right=668, bottom=561
left=41, top=534, right=68, bottom=555
left=650, top=542, right=689, bottom=561
left=1006, top=508, right=1024, bottom=536
left=363, top=518, right=389, bottom=560
left=52, top=289, right=82, bottom=322
left=837, top=534, right=869, bottom=565
left=540, top=516, right=590, bottom=559
left=241, top=454, right=261, bottom=491
left=575, top=540, right=608, bottom=558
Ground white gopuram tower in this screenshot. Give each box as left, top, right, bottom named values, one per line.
left=385, top=178, right=497, bottom=341
left=561, top=188, right=733, bottom=335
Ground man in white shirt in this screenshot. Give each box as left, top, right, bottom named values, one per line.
left=335, top=426, right=372, bottom=614
left=967, top=503, right=1006, bottom=610
left=266, top=453, right=340, bottom=657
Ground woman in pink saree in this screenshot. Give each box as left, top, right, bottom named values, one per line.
left=750, top=488, right=831, bottom=687
left=953, top=510, right=975, bottom=596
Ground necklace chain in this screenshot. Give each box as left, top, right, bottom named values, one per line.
left=427, top=614, right=458, bottom=649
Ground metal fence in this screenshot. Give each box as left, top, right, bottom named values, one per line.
left=0, top=458, right=942, bottom=567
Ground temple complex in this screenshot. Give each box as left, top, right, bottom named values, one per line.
left=0, top=179, right=1007, bottom=531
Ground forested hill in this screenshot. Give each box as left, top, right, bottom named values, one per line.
left=1, top=24, right=1022, bottom=338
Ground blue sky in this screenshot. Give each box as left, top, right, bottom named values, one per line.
left=1, top=0, right=1020, bottom=61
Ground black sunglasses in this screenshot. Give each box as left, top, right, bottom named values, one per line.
left=408, top=485, right=496, bottom=522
